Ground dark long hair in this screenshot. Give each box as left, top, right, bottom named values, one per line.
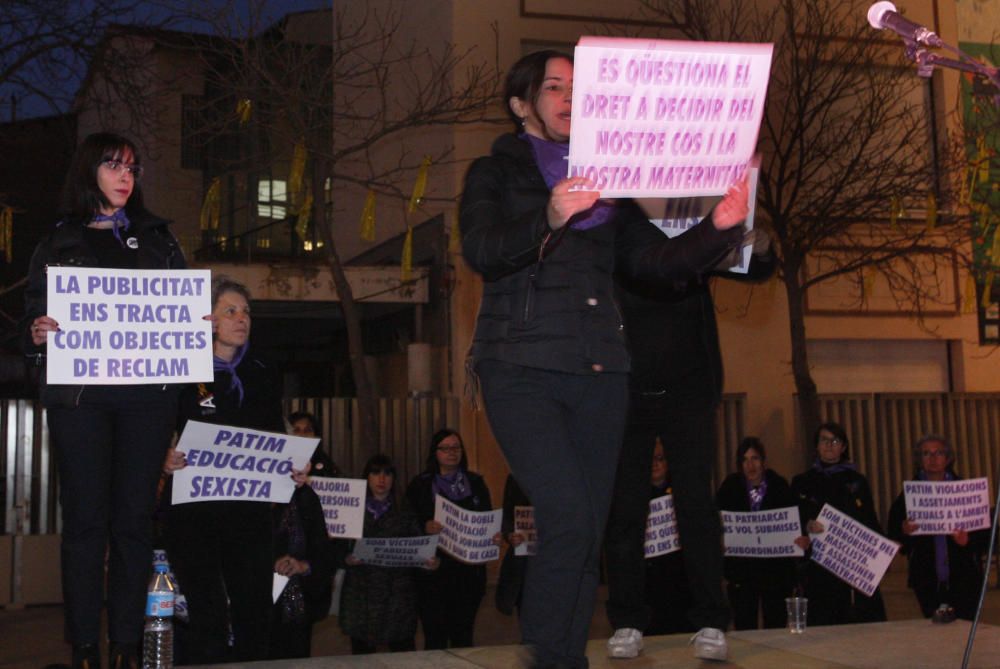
left=424, top=428, right=468, bottom=474
left=362, top=453, right=397, bottom=500
left=59, top=132, right=147, bottom=224
left=503, top=49, right=573, bottom=132
left=736, top=436, right=767, bottom=471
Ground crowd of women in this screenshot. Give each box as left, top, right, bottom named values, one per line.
left=26, top=46, right=992, bottom=669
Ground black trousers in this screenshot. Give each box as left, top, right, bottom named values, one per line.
left=167, top=501, right=273, bottom=665
left=47, top=386, right=178, bottom=646
left=604, top=390, right=729, bottom=633
left=728, top=581, right=787, bottom=630
left=417, top=558, right=484, bottom=649
left=478, top=360, right=628, bottom=669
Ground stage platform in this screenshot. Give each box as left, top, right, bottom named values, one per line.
left=174, top=619, right=999, bottom=668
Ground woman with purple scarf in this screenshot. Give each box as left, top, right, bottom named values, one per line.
left=405, top=429, right=498, bottom=649
left=791, top=422, right=888, bottom=625
left=716, top=437, right=803, bottom=629
left=24, top=132, right=185, bottom=669
left=164, top=276, right=284, bottom=664
left=888, top=435, right=988, bottom=621
left=341, top=454, right=429, bottom=653
left=459, top=50, right=748, bottom=668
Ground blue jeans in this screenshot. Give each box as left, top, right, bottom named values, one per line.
left=477, top=360, right=628, bottom=668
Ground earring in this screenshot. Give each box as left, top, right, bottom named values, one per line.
left=520, top=117, right=526, bottom=127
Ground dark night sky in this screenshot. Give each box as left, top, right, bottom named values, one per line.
left=2, top=0, right=331, bottom=120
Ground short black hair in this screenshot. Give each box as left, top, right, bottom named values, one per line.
left=425, top=428, right=468, bottom=474
left=59, top=132, right=147, bottom=224
left=503, top=50, right=573, bottom=132
left=289, top=411, right=320, bottom=438
left=814, top=421, right=850, bottom=461
left=363, top=453, right=397, bottom=499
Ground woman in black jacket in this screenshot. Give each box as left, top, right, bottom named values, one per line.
left=716, top=437, right=801, bottom=629
left=341, top=454, right=425, bottom=653
left=460, top=50, right=748, bottom=668
left=791, top=422, right=888, bottom=626
left=405, top=428, right=496, bottom=649
left=164, top=277, right=285, bottom=664
left=887, top=435, right=988, bottom=620
left=24, top=132, right=185, bottom=669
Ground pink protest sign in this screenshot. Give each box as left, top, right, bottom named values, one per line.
left=568, top=36, right=773, bottom=198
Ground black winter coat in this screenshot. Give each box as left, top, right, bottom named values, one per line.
left=459, top=133, right=743, bottom=375
left=339, top=503, right=422, bottom=643
left=272, top=484, right=335, bottom=626
left=23, top=213, right=185, bottom=407
left=791, top=465, right=882, bottom=533
left=716, top=469, right=800, bottom=590
left=887, top=480, right=988, bottom=620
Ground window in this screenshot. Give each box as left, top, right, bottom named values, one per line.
left=180, top=95, right=204, bottom=170
left=257, top=179, right=287, bottom=219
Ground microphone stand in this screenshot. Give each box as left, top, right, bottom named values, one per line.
left=902, top=38, right=1000, bottom=107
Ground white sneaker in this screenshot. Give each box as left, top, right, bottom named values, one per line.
left=690, top=627, right=728, bottom=661
left=607, top=627, right=643, bottom=659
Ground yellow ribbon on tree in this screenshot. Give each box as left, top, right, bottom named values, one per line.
left=296, top=185, right=313, bottom=241
left=401, top=226, right=414, bottom=281
left=962, top=272, right=978, bottom=314
left=862, top=267, right=877, bottom=300
left=990, top=222, right=1000, bottom=263
left=889, top=196, right=903, bottom=230
left=982, top=270, right=995, bottom=308
left=925, top=192, right=937, bottom=231
left=200, top=178, right=221, bottom=231
left=288, top=139, right=307, bottom=203
left=0, top=206, right=12, bottom=263
left=408, top=156, right=432, bottom=214
left=977, top=135, right=990, bottom=184
left=360, top=190, right=376, bottom=242
left=236, top=99, right=253, bottom=125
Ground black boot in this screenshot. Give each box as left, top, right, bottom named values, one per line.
left=43, top=643, right=101, bottom=669
left=109, top=643, right=139, bottom=669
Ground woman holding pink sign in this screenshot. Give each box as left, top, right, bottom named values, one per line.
left=23, top=132, right=185, bottom=669
left=460, top=50, right=748, bottom=668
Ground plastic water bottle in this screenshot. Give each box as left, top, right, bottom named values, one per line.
left=143, top=564, right=174, bottom=669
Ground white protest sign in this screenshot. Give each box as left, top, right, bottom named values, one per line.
left=272, top=573, right=289, bottom=603
left=434, top=496, right=502, bottom=564
left=903, top=478, right=991, bottom=535
left=569, top=36, right=773, bottom=198
left=513, top=505, right=538, bottom=557
left=640, top=166, right=759, bottom=274
left=722, top=506, right=803, bottom=558
left=46, top=267, right=212, bottom=384
left=308, top=477, right=367, bottom=539
left=171, top=420, right=317, bottom=505
left=810, top=504, right=899, bottom=597
left=644, top=494, right=681, bottom=558
left=352, top=536, right=439, bottom=568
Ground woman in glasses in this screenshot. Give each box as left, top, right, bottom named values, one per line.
left=791, top=421, right=887, bottom=625
left=23, top=132, right=184, bottom=669
left=405, top=428, right=500, bottom=649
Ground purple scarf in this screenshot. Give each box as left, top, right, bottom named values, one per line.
left=812, top=459, right=857, bottom=475
left=918, top=470, right=954, bottom=584
left=91, top=209, right=131, bottom=246
left=213, top=343, right=247, bottom=406
left=524, top=134, right=616, bottom=231
left=433, top=470, right=471, bottom=502
left=746, top=477, right=768, bottom=511
left=366, top=494, right=393, bottom=521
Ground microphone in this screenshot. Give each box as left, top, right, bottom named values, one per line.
left=867, top=2, right=943, bottom=47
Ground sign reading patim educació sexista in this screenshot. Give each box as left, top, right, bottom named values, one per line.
left=569, top=36, right=773, bottom=198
